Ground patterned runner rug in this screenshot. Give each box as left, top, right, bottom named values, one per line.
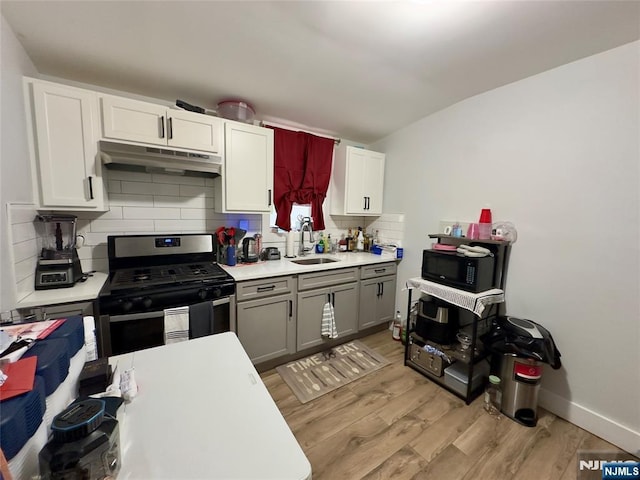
left=276, top=340, right=390, bottom=404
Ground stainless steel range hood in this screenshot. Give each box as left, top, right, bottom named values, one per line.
left=99, top=141, right=222, bottom=177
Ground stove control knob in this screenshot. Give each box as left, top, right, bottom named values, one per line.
left=142, top=297, right=153, bottom=309
left=197, top=289, right=209, bottom=300
left=122, top=300, right=133, bottom=312
left=213, top=288, right=222, bottom=298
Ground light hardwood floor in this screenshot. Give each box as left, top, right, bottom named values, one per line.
left=261, top=330, right=635, bottom=480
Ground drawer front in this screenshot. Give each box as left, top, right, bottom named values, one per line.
left=236, top=275, right=295, bottom=302
left=360, top=262, right=397, bottom=280
left=297, top=267, right=359, bottom=291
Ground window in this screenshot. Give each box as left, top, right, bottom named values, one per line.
left=270, top=204, right=311, bottom=232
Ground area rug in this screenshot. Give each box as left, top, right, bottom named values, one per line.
left=276, top=340, right=390, bottom=404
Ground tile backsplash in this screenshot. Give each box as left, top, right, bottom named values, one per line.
left=10, top=170, right=406, bottom=284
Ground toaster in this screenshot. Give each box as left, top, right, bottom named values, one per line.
left=262, top=247, right=281, bottom=260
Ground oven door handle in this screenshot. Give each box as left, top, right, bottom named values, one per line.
left=109, top=311, right=164, bottom=323
left=211, top=297, right=230, bottom=307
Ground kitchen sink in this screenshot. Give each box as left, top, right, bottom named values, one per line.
left=290, top=257, right=339, bottom=265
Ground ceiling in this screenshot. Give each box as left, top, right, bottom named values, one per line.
left=2, top=1, right=639, bottom=144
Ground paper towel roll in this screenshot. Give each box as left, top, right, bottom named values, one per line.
left=286, top=230, right=296, bottom=258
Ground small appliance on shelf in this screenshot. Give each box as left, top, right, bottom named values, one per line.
left=34, top=214, right=83, bottom=290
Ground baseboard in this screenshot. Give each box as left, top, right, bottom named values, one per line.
left=538, top=388, right=640, bottom=457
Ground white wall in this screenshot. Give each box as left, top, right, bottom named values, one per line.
left=373, top=41, right=640, bottom=454
left=1, top=15, right=37, bottom=310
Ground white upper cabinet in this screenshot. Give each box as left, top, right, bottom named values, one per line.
left=100, top=96, right=222, bottom=154
left=26, top=79, right=107, bottom=210
left=214, top=121, right=274, bottom=213
left=330, top=145, right=385, bottom=216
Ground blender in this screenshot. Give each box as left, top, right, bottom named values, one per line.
left=35, top=214, right=84, bottom=289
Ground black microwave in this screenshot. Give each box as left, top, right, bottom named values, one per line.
left=421, top=250, right=496, bottom=293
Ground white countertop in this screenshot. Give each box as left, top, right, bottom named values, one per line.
left=111, top=332, right=312, bottom=480
left=221, top=251, right=399, bottom=282
left=15, top=272, right=108, bottom=309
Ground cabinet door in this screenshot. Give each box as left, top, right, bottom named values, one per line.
left=296, top=286, right=330, bottom=351
left=101, top=96, right=166, bottom=145
left=359, top=275, right=396, bottom=329
left=362, top=150, right=385, bottom=215
left=332, top=282, right=359, bottom=337
left=167, top=109, right=222, bottom=154
left=237, top=293, right=295, bottom=364
left=344, top=147, right=368, bottom=214
left=221, top=122, right=274, bottom=212
left=31, top=82, right=104, bottom=209
left=358, top=278, right=381, bottom=330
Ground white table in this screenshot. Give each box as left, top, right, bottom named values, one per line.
left=111, top=332, right=312, bottom=479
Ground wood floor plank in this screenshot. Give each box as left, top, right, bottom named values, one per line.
left=410, top=395, right=485, bottom=462
left=376, top=379, right=440, bottom=425
left=513, top=414, right=587, bottom=480
left=412, top=444, right=475, bottom=480
left=306, top=412, right=428, bottom=480
left=360, top=445, right=428, bottom=480
left=262, top=330, right=626, bottom=480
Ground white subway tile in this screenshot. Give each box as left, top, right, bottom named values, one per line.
left=78, top=243, right=107, bottom=262
left=121, top=181, right=179, bottom=196
left=107, top=180, right=122, bottom=193
left=82, top=232, right=110, bottom=246
left=108, top=193, right=154, bottom=207
left=123, top=207, right=181, bottom=219
left=14, top=256, right=37, bottom=283
left=180, top=208, right=217, bottom=220
left=154, top=219, right=207, bottom=232
left=180, top=185, right=213, bottom=198
left=8, top=204, right=37, bottom=224
left=11, top=221, right=37, bottom=244
left=82, top=258, right=108, bottom=274
left=151, top=173, right=205, bottom=186
left=90, top=219, right=155, bottom=232
left=106, top=170, right=153, bottom=182
left=16, top=276, right=34, bottom=303
left=13, top=239, right=38, bottom=263
left=154, top=196, right=212, bottom=209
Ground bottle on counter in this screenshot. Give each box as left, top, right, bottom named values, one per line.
left=339, top=234, right=347, bottom=252
left=484, top=375, right=502, bottom=416
left=316, top=232, right=325, bottom=253
left=356, top=227, right=364, bottom=251
left=346, top=228, right=353, bottom=252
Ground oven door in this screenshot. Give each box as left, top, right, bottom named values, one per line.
left=98, top=296, right=235, bottom=357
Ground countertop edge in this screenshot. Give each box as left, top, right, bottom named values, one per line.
left=15, top=272, right=109, bottom=309
left=221, top=252, right=400, bottom=282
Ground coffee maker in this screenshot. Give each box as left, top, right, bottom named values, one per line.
left=35, top=214, right=83, bottom=290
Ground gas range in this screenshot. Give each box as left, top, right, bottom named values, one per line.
left=99, top=234, right=236, bottom=316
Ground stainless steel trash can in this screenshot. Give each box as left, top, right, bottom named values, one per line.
left=499, top=354, right=543, bottom=427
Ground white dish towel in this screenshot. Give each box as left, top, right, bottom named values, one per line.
left=321, top=302, right=338, bottom=339
left=164, top=306, right=189, bottom=344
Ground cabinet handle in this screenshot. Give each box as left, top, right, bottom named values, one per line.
left=159, top=116, right=165, bottom=138
left=374, top=268, right=386, bottom=274
left=257, top=285, right=276, bottom=292
left=289, top=300, right=293, bottom=318
left=168, top=117, right=173, bottom=139
left=376, top=282, right=381, bottom=297
left=380, top=282, right=384, bottom=296
left=327, top=293, right=331, bottom=304
left=268, top=189, right=272, bottom=206
left=332, top=292, right=335, bottom=306
left=366, top=197, right=369, bottom=210
left=363, top=197, right=367, bottom=210
left=88, top=176, right=94, bottom=200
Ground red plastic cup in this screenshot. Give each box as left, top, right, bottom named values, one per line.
left=479, top=208, right=492, bottom=224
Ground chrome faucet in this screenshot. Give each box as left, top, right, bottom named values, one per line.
left=299, top=217, right=315, bottom=256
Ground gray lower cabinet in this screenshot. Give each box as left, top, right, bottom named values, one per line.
left=359, top=275, right=397, bottom=329
left=236, top=276, right=296, bottom=364
left=297, top=268, right=359, bottom=351
left=359, top=262, right=397, bottom=330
